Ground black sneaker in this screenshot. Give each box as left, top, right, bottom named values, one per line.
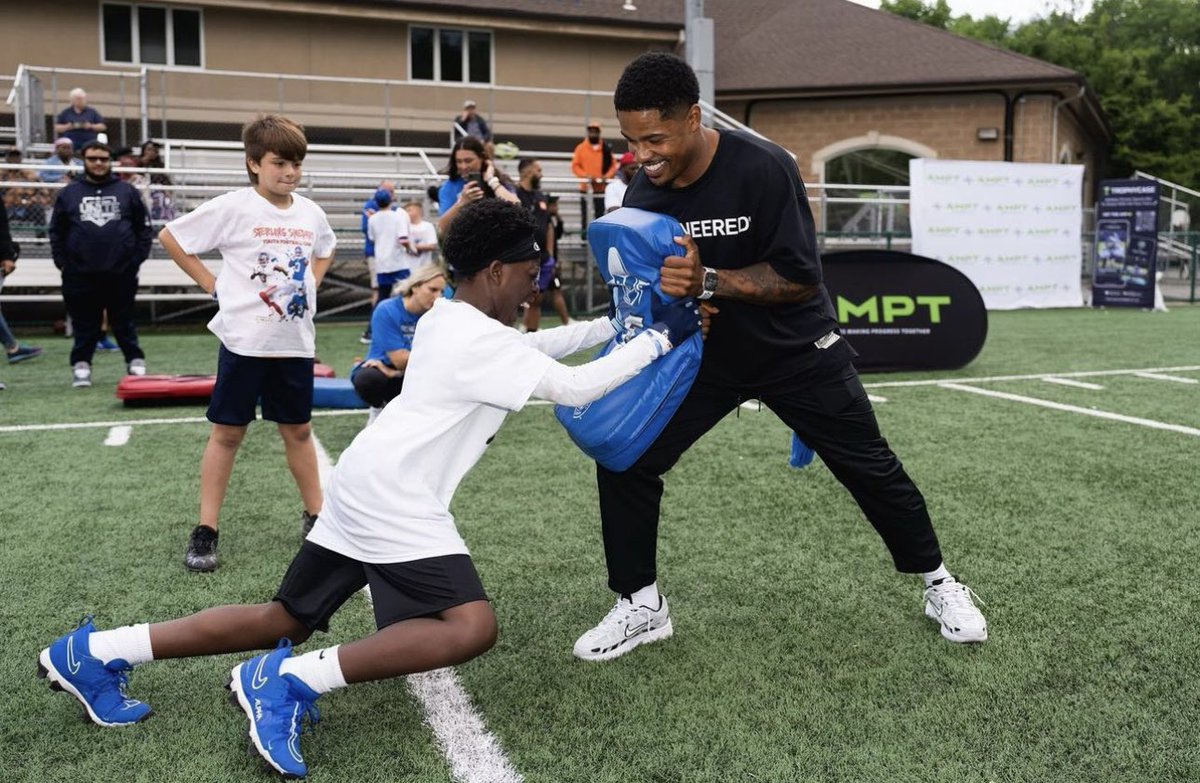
left=185, top=525, right=219, bottom=572
left=301, top=511, right=318, bottom=538
left=359, top=329, right=372, bottom=345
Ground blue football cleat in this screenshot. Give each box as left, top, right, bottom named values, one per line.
left=228, top=639, right=321, bottom=779
left=37, top=617, right=152, bottom=727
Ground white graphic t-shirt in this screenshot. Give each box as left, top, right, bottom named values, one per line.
left=308, top=298, right=557, bottom=563
left=166, top=188, right=336, bottom=357
left=367, top=208, right=413, bottom=275
left=407, top=218, right=439, bottom=268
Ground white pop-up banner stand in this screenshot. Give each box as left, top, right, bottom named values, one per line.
left=910, top=159, right=1084, bottom=309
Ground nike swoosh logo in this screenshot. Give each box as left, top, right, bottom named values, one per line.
left=251, top=655, right=270, bottom=690
left=318, top=650, right=327, bottom=660
left=288, top=703, right=304, bottom=763
left=624, top=622, right=649, bottom=638
left=67, top=636, right=82, bottom=675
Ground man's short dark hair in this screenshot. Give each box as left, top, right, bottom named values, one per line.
left=80, top=141, right=113, bottom=157
left=614, top=52, right=700, bottom=119
left=517, top=158, right=539, bottom=175
left=441, top=200, right=536, bottom=279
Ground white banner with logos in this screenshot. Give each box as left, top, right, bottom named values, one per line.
left=910, top=159, right=1084, bottom=309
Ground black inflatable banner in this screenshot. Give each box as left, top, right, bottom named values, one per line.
left=822, top=250, right=988, bottom=372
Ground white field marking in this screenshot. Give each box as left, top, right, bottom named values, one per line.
left=1040, top=377, right=1105, bottom=390
left=740, top=399, right=762, bottom=411
left=102, top=425, right=132, bottom=446
left=0, top=407, right=367, bottom=435
left=406, top=668, right=525, bottom=783
left=310, top=430, right=521, bottom=782
left=864, top=365, right=1200, bottom=389
left=867, top=394, right=889, bottom=403
left=939, top=383, right=1200, bottom=438
left=1134, top=372, right=1199, bottom=385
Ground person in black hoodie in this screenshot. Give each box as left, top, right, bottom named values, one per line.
left=49, top=141, right=153, bottom=387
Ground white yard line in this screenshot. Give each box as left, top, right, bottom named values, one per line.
left=867, top=394, right=889, bottom=403
left=309, top=428, right=523, bottom=783
left=102, top=425, right=132, bottom=446
left=865, top=365, right=1200, bottom=389
left=407, top=668, right=525, bottom=783
left=1040, top=377, right=1105, bottom=390
left=939, top=383, right=1200, bottom=437
left=1134, top=372, right=1199, bottom=385
left=0, top=407, right=366, bottom=434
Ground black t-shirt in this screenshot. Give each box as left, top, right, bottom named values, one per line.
left=516, top=186, right=551, bottom=260
left=623, top=129, right=848, bottom=386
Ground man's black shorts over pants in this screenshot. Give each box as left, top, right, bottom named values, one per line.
left=596, top=357, right=943, bottom=594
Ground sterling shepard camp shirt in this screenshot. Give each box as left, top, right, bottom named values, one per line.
left=165, top=187, right=337, bottom=358
left=623, top=129, right=850, bottom=386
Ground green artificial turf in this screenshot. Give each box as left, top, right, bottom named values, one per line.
left=2, top=307, right=1199, bottom=782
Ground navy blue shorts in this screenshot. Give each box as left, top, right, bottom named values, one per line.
left=207, top=344, right=314, bottom=426
left=375, top=269, right=411, bottom=293
left=274, top=540, right=489, bottom=632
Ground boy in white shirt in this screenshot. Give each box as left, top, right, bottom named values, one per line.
left=157, top=114, right=337, bottom=572
left=36, top=199, right=699, bottom=779
left=403, top=200, right=440, bottom=267
left=366, top=188, right=414, bottom=292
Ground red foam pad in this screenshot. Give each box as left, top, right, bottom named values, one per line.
left=116, top=374, right=217, bottom=401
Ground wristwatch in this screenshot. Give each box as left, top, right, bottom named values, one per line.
left=698, top=267, right=718, bottom=300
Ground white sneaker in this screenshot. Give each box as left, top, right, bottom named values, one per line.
left=573, top=595, right=673, bottom=661
left=924, top=577, right=987, bottom=643
left=127, top=358, right=147, bottom=376
left=72, top=362, right=92, bottom=388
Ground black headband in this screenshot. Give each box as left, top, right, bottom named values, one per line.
left=492, top=235, right=541, bottom=265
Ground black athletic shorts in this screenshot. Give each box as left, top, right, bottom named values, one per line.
left=208, top=344, right=314, bottom=426
left=274, top=540, right=489, bottom=632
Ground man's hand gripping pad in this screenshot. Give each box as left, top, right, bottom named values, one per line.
left=554, top=208, right=704, bottom=472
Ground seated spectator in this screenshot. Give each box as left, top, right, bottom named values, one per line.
left=0, top=204, right=43, bottom=373
left=437, top=137, right=519, bottom=235
left=54, top=88, right=106, bottom=150
left=139, top=139, right=176, bottom=221
left=1, top=148, right=49, bottom=229
left=352, top=265, right=446, bottom=418
left=39, top=139, right=81, bottom=184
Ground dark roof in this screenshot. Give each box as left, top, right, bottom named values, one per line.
left=363, top=0, right=682, bottom=28
left=348, top=0, right=1084, bottom=92
left=710, top=0, right=1082, bottom=94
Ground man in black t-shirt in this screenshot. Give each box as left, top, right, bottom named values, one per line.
left=515, top=158, right=571, bottom=331
left=572, top=53, right=988, bottom=662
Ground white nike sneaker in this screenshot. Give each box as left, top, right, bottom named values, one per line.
left=924, top=577, right=987, bottom=643
left=573, top=595, right=673, bottom=661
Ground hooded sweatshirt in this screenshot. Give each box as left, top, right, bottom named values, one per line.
left=49, top=171, right=152, bottom=274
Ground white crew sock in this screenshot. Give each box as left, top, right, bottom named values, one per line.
left=922, top=563, right=953, bottom=587
left=278, top=645, right=348, bottom=695
left=88, top=623, right=154, bottom=666
left=629, top=581, right=660, bottom=610
left=367, top=406, right=382, bottom=425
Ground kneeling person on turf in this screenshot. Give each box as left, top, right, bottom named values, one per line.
left=37, top=199, right=700, bottom=779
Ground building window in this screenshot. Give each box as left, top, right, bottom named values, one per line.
left=410, top=26, right=492, bottom=83
left=101, top=3, right=203, bottom=67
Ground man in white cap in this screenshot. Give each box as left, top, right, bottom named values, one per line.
left=453, top=99, right=492, bottom=144
left=39, top=138, right=81, bottom=184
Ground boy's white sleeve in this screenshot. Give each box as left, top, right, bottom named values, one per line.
left=315, top=209, right=337, bottom=257
left=531, top=330, right=669, bottom=407
left=521, top=317, right=616, bottom=360
left=164, top=195, right=227, bottom=255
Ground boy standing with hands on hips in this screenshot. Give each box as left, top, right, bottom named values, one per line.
left=158, top=114, right=336, bottom=572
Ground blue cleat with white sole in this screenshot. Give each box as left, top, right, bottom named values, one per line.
left=228, top=639, right=321, bottom=779
left=37, top=617, right=152, bottom=727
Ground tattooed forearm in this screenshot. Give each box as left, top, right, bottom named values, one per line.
left=717, top=262, right=820, bottom=305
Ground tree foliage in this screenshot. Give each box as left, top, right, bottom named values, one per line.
left=880, top=0, right=1200, bottom=186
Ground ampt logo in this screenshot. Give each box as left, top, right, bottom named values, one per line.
left=837, top=295, right=951, bottom=324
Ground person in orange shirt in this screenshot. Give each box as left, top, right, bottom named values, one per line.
left=570, top=119, right=618, bottom=236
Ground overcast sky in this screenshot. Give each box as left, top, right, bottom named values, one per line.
left=846, top=0, right=1093, bottom=23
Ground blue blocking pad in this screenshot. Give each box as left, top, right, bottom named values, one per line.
left=789, top=432, right=815, bottom=469
left=312, top=377, right=368, bottom=409
left=554, top=207, right=704, bottom=472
